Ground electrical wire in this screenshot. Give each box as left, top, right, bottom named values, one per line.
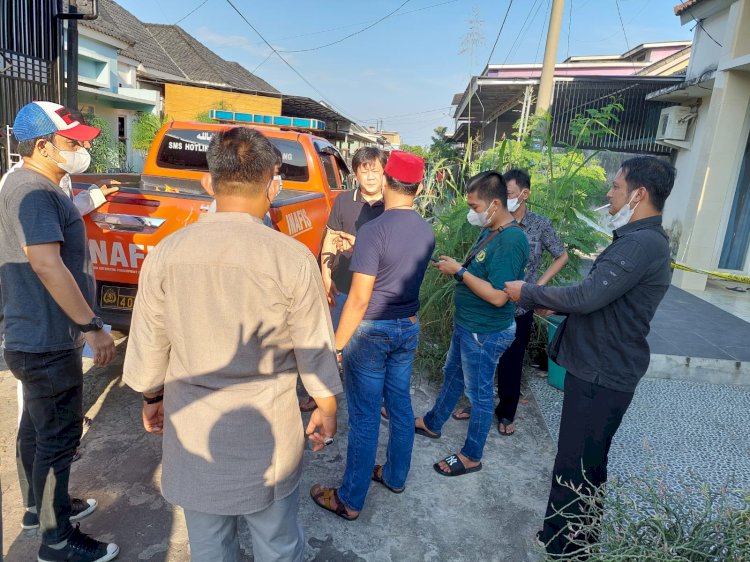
left=484, top=0, right=515, bottom=68
left=267, top=0, right=459, bottom=46
left=614, top=0, right=637, bottom=71
left=361, top=106, right=453, bottom=121
left=174, top=0, right=211, bottom=25
left=501, top=0, right=544, bottom=66
left=278, top=0, right=413, bottom=54
left=566, top=0, right=573, bottom=59
left=680, top=2, right=723, bottom=47
left=224, top=0, right=359, bottom=121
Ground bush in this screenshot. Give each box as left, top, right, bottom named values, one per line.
left=415, top=104, right=620, bottom=376
left=543, top=473, right=750, bottom=561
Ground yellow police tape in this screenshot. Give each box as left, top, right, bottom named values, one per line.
left=573, top=210, right=750, bottom=285
left=671, top=262, right=750, bottom=285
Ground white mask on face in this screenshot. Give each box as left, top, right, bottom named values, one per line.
left=608, top=191, right=640, bottom=230
left=466, top=201, right=496, bottom=227
left=507, top=198, right=520, bottom=213
left=50, top=144, right=91, bottom=174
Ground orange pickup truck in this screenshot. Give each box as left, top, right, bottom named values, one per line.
left=72, top=120, right=351, bottom=329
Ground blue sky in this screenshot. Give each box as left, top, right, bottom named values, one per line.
left=120, top=0, right=691, bottom=145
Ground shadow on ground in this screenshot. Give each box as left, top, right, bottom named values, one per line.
left=1, top=343, right=555, bottom=562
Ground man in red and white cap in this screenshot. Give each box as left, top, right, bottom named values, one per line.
left=311, top=150, right=435, bottom=520
left=0, top=101, right=118, bottom=562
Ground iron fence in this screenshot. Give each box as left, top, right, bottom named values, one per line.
left=0, top=0, right=63, bottom=173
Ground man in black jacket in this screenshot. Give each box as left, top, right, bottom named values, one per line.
left=504, top=156, right=676, bottom=556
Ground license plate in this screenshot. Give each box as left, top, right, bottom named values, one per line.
left=99, top=285, right=137, bottom=311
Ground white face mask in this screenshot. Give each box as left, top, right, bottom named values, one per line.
left=50, top=144, right=91, bottom=174
left=507, top=198, right=520, bottom=213
left=608, top=191, right=640, bottom=230
left=466, top=201, right=496, bottom=227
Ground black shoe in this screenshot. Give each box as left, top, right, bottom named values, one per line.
left=37, top=524, right=119, bottom=562
left=22, top=498, right=97, bottom=530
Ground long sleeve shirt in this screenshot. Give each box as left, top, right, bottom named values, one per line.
left=123, top=212, right=342, bottom=515
left=519, top=215, right=671, bottom=393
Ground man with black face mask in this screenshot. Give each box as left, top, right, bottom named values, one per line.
left=0, top=101, right=118, bottom=562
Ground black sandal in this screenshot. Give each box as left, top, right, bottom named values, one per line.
left=414, top=418, right=441, bottom=439
left=433, top=454, right=482, bottom=477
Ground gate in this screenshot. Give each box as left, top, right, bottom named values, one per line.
left=0, top=0, right=64, bottom=173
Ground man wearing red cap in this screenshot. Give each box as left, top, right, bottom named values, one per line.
left=0, top=101, right=118, bottom=562
left=311, top=150, right=435, bottom=520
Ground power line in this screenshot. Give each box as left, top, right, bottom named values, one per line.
left=501, top=0, right=544, bottom=66
left=614, top=0, right=637, bottom=71
left=679, top=2, right=723, bottom=47
left=566, top=0, right=573, bottom=58
left=484, top=0, right=515, bottom=68
left=278, top=0, right=413, bottom=54
left=266, top=0, right=459, bottom=45
left=174, top=0, right=211, bottom=25
left=224, top=0, right=358, bottom=121
left=361, top=107, right=453, bottom=121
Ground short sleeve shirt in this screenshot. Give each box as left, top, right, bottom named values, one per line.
left=453, top=225, right=529, bottom=333
left=515, top=210, right=566, bottom=316
left=326, top=189, right=384, bottom=293
left=349, top=209, right=435, bottom=320
left=0, top=167, right=94, bottom=352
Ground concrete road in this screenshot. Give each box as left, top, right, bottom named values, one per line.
left=1, top=339, right=554, bottom=561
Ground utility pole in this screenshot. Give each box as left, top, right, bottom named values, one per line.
left=535, top=0, right=565, bottom=115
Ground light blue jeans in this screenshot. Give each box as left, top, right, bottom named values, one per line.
left=338, top=317, right=420, bottom=511
left=423, top=322, right=516, bottom=461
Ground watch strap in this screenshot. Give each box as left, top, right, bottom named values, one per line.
left=143, top=393, right=164, bottom=405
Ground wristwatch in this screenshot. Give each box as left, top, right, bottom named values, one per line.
left=77, top=316, right=104, bottom=332
left=143, top=393, right=164, bottom=405
left=454, top=267, right=466, bottom=282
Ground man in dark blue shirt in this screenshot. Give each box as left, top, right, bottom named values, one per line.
left=311, top=151, right=435, bottom=520
left=505, top=156, right=676, bottom=556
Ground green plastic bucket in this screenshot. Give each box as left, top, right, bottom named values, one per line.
left=546, top=315, right=566, bottom=391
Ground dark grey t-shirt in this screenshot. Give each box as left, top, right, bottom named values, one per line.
left=0, top=167, right=94, bottom=352
left=350, top=209, right=435, bottom=320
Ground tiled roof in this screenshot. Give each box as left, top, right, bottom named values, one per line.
left=80, top=14, right=135, bottom=46
left=96, top=0, right=187, bottom=77
left=145, top=24, right=278, bottom=94
left=674, top=0, right=708, bottom=15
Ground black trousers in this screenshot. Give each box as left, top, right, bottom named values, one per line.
left=541, top=372, right=634, bottom=557
left=494, top=310, right=534, bottom=422
left=6, top=348, right=83, bottom=545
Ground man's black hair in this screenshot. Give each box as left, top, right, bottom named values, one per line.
left=503, top=168, right=531, bottom=190
left=466, top=171, right=508, bottom=207
left=384, top=173, right=420, bottom=196
left=16, top=133, right=55, bottom=157
left=620, top=156, right=676, bottom=213
left=207, top=127, right=276, bottom=196
left=352, top=146, right=388, bottom=172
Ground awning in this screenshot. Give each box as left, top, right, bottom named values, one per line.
left=78, top=86, right=158, bottom=110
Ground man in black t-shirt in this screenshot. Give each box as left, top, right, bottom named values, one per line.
left=321, top=147, right=387, bottom=328
left=311, top=151, right=435, bottom=521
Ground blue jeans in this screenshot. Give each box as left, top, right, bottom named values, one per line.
left=424, top=322, right=516, bottom=462
left=330, top=292, right=348, bottom=331
left=338, top=317, right=420, bottom=511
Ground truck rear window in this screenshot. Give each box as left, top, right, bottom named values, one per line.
left=156, top=129, right=309, bottom=182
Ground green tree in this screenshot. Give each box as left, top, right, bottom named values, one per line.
left=86, top=115, right=120, bottom=173
left=194, top=100, right=232, bottom=123
left=400, top=143, right=429, bottom=159
left=131, top=112, right=168, bottom=153
left=428, top=126, right=458, bottom=161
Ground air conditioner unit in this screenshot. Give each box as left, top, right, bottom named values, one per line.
left=656, top=106, right=692, bottom=142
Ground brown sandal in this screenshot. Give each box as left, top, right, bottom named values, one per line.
left=371, top=465, right=404, bottom=494
left=310, top=484, right=359, bottom=520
